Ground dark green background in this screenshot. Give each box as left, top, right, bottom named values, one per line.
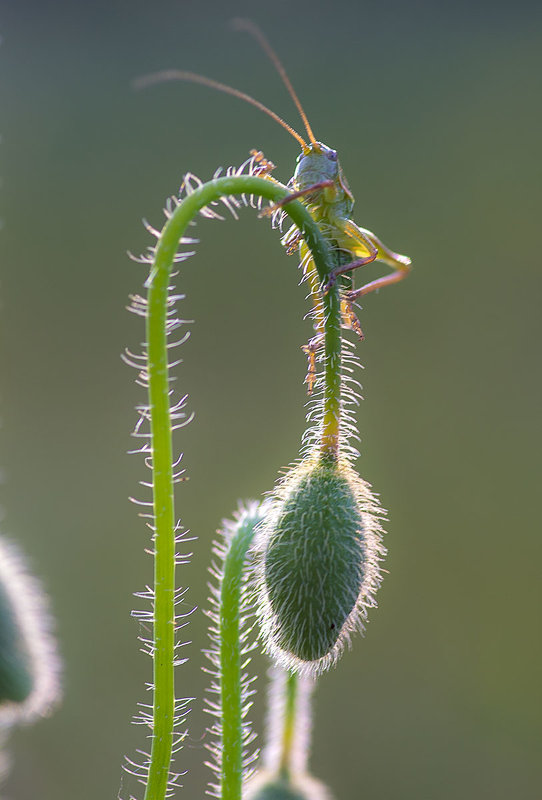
left=0, top=1, right=540, bottom=798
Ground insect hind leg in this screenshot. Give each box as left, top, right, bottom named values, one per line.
left=341, top=297, right=365, bottom=341
left=302, top=298, right=364, bottom=395
left=347, top=258, right=410, bottom=300
left=301, top=333, right=325, bottom=395
left=343, top=228, right=411, bottom=300
left=324, top=248, right=378, bottom=294
left=324, top=222, right=411, bottom=299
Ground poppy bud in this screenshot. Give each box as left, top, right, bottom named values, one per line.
left=0, top=538, right=61, bottom=724
left=245, top=771, right=331, bottom=800
left=254, top=457, right=385, bottom=674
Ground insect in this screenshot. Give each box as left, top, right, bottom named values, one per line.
left=137, top=19, right=411, bottom=393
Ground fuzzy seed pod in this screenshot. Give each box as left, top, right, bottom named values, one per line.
left=254, top=457, right=385, bottom=675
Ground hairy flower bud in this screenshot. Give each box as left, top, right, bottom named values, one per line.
left=245, top=771, right=332, bottom=800
left=254, top=457, right=385, bottom=674
left=0, top=537, right=61, bottom=724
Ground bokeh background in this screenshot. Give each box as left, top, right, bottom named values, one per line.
left=0, top=0, right=541, bottom=797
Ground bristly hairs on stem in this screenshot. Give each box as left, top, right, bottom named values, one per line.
left=121, top=154, right=336, bottom=800
left=250, top=218, right=388, bottom=677
left=205, top=501, right=268, bottom=799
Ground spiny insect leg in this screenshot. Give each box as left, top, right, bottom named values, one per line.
left=301, top=333, right=325, bottom=395
left=341, top=298, right=365, bottom=341
left=249, top=148, right=276, bottom=176
left=348, top=262, right=410, bottom=300
left=259, top=180, right=334, bottom=217
left=347, top=227, right=412, bottom=299
left=324, top=248, right=378, bottom=294
left=282, top=229, right=303, bottom=255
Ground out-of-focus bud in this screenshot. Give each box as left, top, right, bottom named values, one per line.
left=245, top=771, right=332, bottom=800
left=0, top=537, right=61, bottom=725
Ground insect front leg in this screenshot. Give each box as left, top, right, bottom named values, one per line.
left=259, top=180, right=334, bottom=217
left=281, top=224, right=303, bottom=255
left=249, top=148, right=276, bottom=177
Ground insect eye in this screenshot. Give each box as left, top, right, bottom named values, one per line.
left=328, top=150, right=338, bottom=161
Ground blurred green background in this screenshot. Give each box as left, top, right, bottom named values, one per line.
left=0, top=0, right=541, bottom=797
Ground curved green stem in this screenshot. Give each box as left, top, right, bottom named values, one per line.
left=143, top=174, right=342, bottom=800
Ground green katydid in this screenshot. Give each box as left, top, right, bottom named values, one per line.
left=136, top=19, right=411, bottom=393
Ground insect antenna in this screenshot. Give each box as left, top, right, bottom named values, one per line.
left=231, top=18, right=320, bottom=149
left=134, top=70, right=309, bottom=151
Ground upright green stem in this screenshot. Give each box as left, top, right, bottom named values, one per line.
left=144, top=221, right=176, bottom=800
left=143, top=174, right=341, bottom=800
left=320, top=277, right=342, bottom=461
left=219, top=509, right=263, bottom=800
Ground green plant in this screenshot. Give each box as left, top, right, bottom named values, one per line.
left=118, top=22, right=411, bottom=800
left=0, top=22, right=408, bottom=800
left=121, top=130, right=409, bottom=798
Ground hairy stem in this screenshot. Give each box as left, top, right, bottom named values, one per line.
left=144, top=215, right=176, bottom=800
left=219, top=508, right=262, bottom=800
left=143, top=173, right=341, bottom=800
left=320, top=270, right=342, bottom=461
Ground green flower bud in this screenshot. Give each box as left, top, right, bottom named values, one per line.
left=246, top=780, right=306, bottom=800
left=254, top=457, right=385, bottom=674
left=245, top=771, right=332, bottom=800
left=0, top=578, right=33, bottom=704
left=0, top=537, right=61, bottom=724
